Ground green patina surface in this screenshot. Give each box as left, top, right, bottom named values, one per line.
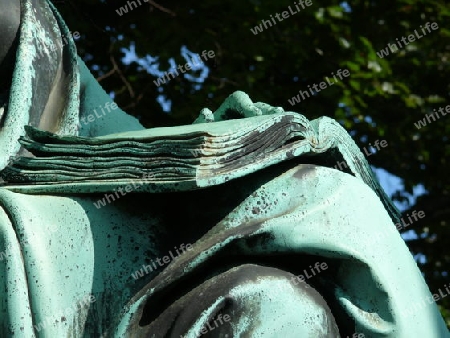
left=0, top=1, right=448, bottom=337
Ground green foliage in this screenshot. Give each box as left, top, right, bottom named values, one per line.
left=54, top=0, right=449, bottom=326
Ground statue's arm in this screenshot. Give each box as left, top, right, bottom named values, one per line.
left=77, top=58, right=145, bottom=137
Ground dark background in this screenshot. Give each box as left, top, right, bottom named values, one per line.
left=53, top=0, right=449, bottom=326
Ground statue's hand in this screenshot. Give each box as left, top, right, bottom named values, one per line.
left=193, top=91, right=284, bottom=124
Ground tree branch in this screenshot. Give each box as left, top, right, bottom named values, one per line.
left=147, top=0, right=176, bottom=17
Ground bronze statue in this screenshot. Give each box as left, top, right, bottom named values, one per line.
left=0, top=1, right=448, bottom=337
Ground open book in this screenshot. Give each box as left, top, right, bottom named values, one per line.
left=0, top=112, right=400, bottom=221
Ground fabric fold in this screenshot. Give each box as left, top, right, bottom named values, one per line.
left=110, top=164, right=448, bottom=338
left=0, top=0, right=80, bottom=170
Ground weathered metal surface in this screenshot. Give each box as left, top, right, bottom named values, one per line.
left=3, top=93, right=399, bottom=222
left=0, top=0, right=143, bottom=172
left=0, top=1, right=448, bottom=337
left=111, top=164, right=449, bottom=337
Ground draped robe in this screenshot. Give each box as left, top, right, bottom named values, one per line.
left=0, top=1, right=448, bottom=337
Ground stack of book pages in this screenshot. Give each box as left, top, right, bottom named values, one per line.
left=1, top=112, right=400, bottom=220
